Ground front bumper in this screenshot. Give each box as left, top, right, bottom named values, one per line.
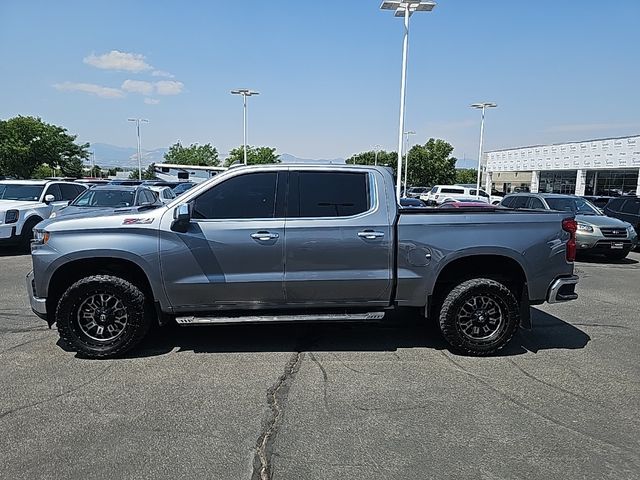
left=26, top=271, right=48, bottom=321
left=547, top=275, right=579, bottom=304
left=576, top=229, right=638, bottom=251
left=0, top=225, right=18, bottom=246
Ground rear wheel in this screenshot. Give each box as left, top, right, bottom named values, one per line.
left=438, top=278, right=520, bottom=356
left=56, top=275, right=152, bottom=358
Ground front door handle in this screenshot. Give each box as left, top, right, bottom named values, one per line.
left=358, top=230, right=385, bottom=240
left=251, top=231, right=279, bottom=241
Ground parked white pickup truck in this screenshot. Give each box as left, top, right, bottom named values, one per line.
left=0, top=180, right=86, bottom=249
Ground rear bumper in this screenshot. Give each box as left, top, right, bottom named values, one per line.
left=547, top=275, right=579, bottom=304
left=26, top=271, right=48, bottom=321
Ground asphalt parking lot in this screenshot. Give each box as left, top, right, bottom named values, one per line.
left=0, top=251, right=639, bottom=480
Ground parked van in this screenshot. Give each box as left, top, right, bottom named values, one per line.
left=421, top=185, right=490, bottom=205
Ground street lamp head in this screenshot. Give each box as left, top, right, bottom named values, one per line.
left=381, top=1, right=436, bottom=17
left=231, top=89, right=259, bottom=96
left=470, top=102, right=498, bottom=109
left=404, top=131, right=416, bottom=135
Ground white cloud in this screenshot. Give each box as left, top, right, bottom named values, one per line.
left=84, top=50, right=152, bottom=72
left=121, top=79, right=154, bottom=95
left=53, top=81, right=124, bottom=99
left=151, top=70, right=174, bottom=78
left=155, top=80, right=184, bottom=95
left=144, top=98, right=160, bottom=105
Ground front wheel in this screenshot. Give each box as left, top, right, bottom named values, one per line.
left=438, top=278, right=520, bottom=356
left=56, top=275, right=152, bottom=358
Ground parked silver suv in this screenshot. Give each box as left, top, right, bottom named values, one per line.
left=501, top=193, right=638, bottom=260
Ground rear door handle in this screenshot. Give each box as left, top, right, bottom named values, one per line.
left=358, top=230, right=385, bottom=240
left=251, top=231, right=279, bottom=241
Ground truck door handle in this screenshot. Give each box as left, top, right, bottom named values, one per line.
left=358, top=230, right=385, bottom=240
left=251, top=231, right=279, bottom=241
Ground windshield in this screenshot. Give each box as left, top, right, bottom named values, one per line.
left=546, top=197, right=601, bottom=215
left=0, top=184, right=44, bottom=201
left=71, top=189, right=136, bottom=207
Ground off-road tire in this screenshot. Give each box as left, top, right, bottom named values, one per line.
left=56, top=275, right=152, bottom=358
left=439, top=278, right=520, bottom=356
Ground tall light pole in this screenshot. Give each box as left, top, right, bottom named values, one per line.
left=374, top=144, right=382, bottom=166
left=381, top=0, right=436, bottom=202
left=470, top=102, right=497, bottom=199
left=127, top=118, right=148, bottom=180
left=403, top=131, right=416, bottom=196
left=231, top=89, right=259, bottom=165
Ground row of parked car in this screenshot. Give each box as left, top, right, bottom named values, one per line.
left=0, top=178, right=195, bottom=250
left=401, top=183, right=640, bottom=260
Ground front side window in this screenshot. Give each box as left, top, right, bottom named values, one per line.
left=441, top=188, right=464, bottom=194
left=528, top=197, right=545, bottom=209
left=60, top=183, right=81, bottom=201
left=44, top=184, right=63, bottom=201
left=291, top=171, right=369, bottom=218
left=510, top=196, right=529, bottom=209
left=621, top=199, right=640, bottom=215
left=192, top=172, right=277, bottom=219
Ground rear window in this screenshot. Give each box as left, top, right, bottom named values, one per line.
left=292, top=171, right=369, bottom=218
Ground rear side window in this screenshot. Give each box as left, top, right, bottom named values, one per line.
left=621, top=199, right=640, bottom=215
left=192, top=172, right=277, bottom=219
left=290, top=171, right=369, bottom=218
left=441, top=188, right=464, bottom=194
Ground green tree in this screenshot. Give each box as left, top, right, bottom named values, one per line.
left=164, top=142, right=220, bottom=166
left=32, top=164, right=55, bottom=179
left=129, top=163, right=157, bottom=180
left=0, top=116, right=89, bottom=179
left=223, top=146, right=281, bottom=167
left=406, top=138, right=457, bottom=187
left=455, top=168, right=477, bottom=185
left=346, top=150, right=398, bottom=171
left=107, top=167, right=123, bottom=176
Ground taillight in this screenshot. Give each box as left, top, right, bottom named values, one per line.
left=562, top=218, right=577, bottom=262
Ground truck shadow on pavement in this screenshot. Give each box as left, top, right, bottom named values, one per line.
left=123, top=308, right=590, bottom=359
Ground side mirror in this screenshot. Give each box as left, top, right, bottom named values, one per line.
left=44, top=194, right=55, bottom=204
left=171, top=203, right=191, bottom=232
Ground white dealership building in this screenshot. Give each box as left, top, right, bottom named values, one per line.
left=484, top=135, right=640, bottom=197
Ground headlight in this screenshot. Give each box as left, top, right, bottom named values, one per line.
left=32, top=229, right=50, bottom=245
left=5, top=209, right=19, bottom=224
left=576, top=222, right=594, bottom=233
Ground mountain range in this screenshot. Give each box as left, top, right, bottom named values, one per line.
left=89, top=143, right=346, bottom=169
left=89, top=142, right=476, bottom=169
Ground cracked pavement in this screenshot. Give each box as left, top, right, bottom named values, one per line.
left=1, top=251, right=639, bottom=479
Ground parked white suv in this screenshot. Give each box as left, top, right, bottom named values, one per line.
left=0, top=180, right=86, bottom=250
left=421, top=185, right=491, bottom=206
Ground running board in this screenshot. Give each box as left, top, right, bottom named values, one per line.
left=175, top=311, right=386, bottom=325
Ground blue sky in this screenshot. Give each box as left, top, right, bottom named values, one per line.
left=1, top=0, right=639, bottom=162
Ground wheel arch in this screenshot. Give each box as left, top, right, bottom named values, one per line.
left=428, top=253, right=529, bottom=327
left=46, top=257, right=156, bottom=321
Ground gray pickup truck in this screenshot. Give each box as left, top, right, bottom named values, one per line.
left=27, top=165, right=579, bottom=358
